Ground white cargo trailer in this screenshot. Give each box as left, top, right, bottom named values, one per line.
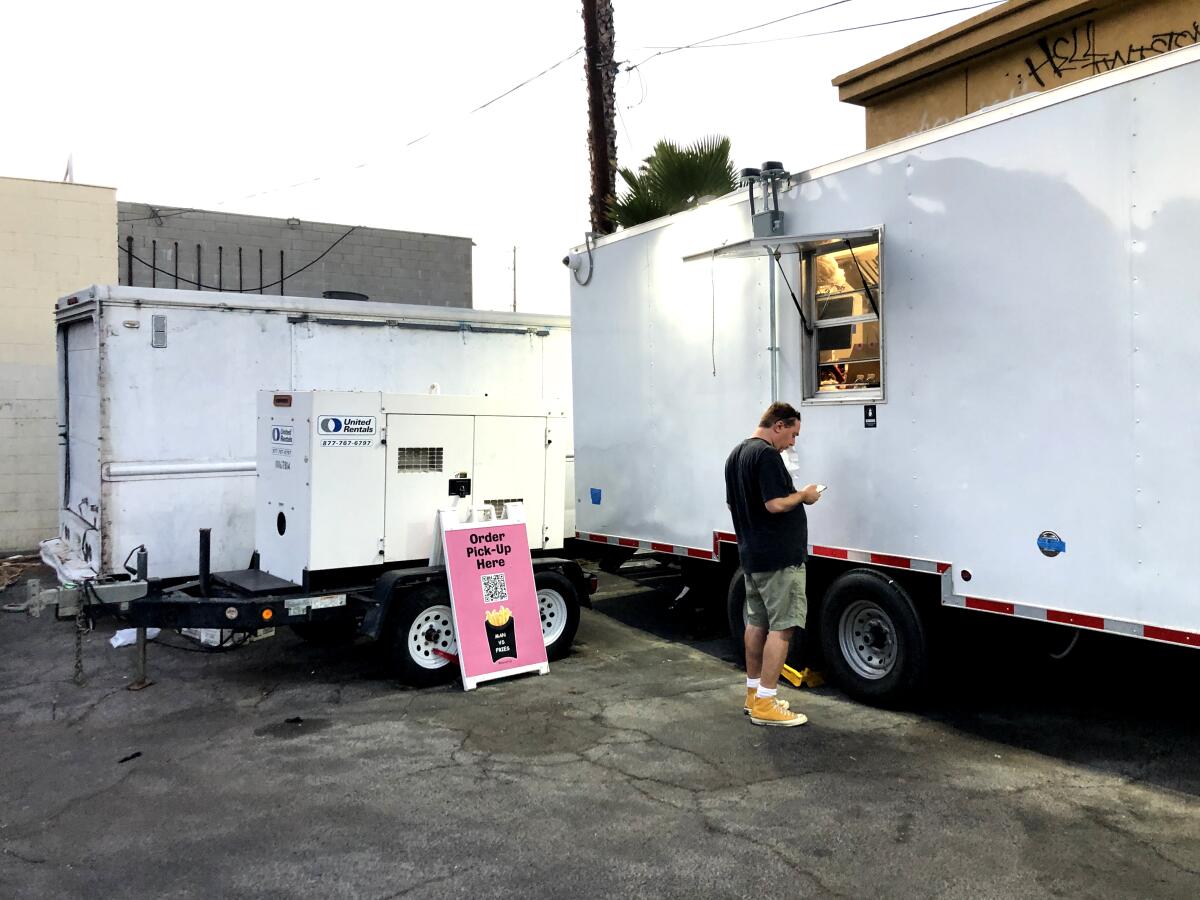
left=44, top=286, right=572, bottom=582
left=569, top=46, right=1200, bottom=702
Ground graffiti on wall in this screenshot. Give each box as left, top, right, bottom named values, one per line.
left=1022, top=19, right=1200, bottom=88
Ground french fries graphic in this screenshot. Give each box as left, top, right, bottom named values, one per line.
left=484, top=607, right=513, bottom=627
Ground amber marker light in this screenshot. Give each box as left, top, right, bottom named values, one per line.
left=262, top=608, right=274, bottom=621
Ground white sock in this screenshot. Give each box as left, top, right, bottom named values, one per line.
left=756, top=686, right=777, bottom=699
left=746, top=677, right=760, bottom=690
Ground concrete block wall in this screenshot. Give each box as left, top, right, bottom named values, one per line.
left=118, top=205, right=472, bottom=308
left=0, top=177, right=117, bottom=552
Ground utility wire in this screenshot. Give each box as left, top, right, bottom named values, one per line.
left=647, top=2, right=1002, bottom=49
left=117, top=226, right=357, bottom=292
left=627, top=0, right=856, bottom=69
left=214, top=46, right=584, bottom=209
left=472, top=46, right=583, bottom=112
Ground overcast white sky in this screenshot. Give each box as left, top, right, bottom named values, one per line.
left=3, top=1, right=998, bottom=314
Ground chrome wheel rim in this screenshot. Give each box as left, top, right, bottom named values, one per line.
left=407, top=604, right=456, bottom=669
left=538, top=588, right=568, bottom=646
left=839, top=599, right=897, bottom=680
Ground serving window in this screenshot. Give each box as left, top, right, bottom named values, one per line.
left=804, top=237, right=882, bottom=400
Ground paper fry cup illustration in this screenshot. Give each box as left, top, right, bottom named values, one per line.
left=484, top=606, right=518, bottom=663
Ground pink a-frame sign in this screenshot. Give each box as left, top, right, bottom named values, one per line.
left=437, top=510, right=548, bottom=691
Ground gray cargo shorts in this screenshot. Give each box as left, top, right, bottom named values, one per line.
left=744, top=564, right=808, bottom=632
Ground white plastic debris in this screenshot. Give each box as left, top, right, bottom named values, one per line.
left=110, top=628, right=161, bottom=648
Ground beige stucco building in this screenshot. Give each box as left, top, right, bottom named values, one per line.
left=0, top=177, right=116, bottom=551
left=834, top=0, right=1200, bottom=147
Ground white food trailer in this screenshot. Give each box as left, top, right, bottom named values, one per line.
left=43, top=286, right=573, bottom=582
left=568, top=46, right=1200, bottom=702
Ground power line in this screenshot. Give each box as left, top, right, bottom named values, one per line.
left=645, top=2, right=1002, bottom=49
left=117, top=226, right=358, bottom=292
left=213, top=46, right=584, bottom=210
left=473, top=46, right=583, bottom=112
left=627, top=0, right=857, bottom=70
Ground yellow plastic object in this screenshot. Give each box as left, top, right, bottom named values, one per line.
left=780, top=665, right=825, bottom=688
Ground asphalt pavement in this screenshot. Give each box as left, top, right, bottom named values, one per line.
left=1, top=560, right=1198, bottom=899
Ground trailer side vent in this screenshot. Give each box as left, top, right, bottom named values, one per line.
left=151, top=315, right=167, bottom=348
left=485, top=498, right=523, bottom=520
left=396, top=447, right=444, bottom=473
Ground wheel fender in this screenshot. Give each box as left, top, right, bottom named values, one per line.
left=362, top=570, right=418, bottom=640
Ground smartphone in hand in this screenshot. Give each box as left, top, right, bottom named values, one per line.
left=816, top=484, right=827, bottom=494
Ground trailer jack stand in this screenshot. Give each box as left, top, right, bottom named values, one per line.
left=127, top=627, right=154, bottom=691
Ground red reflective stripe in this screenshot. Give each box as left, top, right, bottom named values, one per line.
left=1046, top=610, right=1105, bottom=630
left=1143, top=625, right=1200, bottom=647
left=650, top=542, right=674, bottom=552
left=686, top=548, right=712, bottom=559
left=966, top=597, right=1014, bottom=615
left=715, top=532, right=737, bottom=543
left=936, top=563, right=951, bottom=574
left=616, top=538, right=640, bottom=548
left=811, top=546, right=849, bottom=559
left=870, top=553, right=911, bottom=569
left=586, top=533, right=607, bottom=543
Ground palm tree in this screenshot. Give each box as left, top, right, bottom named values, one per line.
left=609, top=135, right=738, bottom=228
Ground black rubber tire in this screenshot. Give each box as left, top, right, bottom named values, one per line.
left=535, top=570, right=581, bottom=661
left=386, top=582, right=458, bottom=687
left=726, top=568, right=748, bottom=662
left=819, top=568, right=928, bottom=706
left=598, top=547, right=635, bottom=573
left=727, top=566, right=820, bottom=668
left=289, top=617, right=358, bottom=646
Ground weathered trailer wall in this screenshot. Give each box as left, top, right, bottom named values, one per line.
left=0, top=178, right=116, bottom=551
left=54, top=288, right=572, bottom=579
left=573, top=50, right=1200, bottom=633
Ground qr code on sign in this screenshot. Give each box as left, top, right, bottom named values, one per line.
left=481, top=573, right=508, bottom=604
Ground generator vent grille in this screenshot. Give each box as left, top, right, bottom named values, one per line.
left=485, top=498, right=523, bottom=519
left=396, top=447, right=444, bottom=473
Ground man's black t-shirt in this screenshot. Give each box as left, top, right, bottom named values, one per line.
left=724, top=437, right=807, bottom=574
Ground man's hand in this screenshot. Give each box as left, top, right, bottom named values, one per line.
left=765, top=484, right=821, bottom=513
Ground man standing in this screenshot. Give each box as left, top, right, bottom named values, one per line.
left=724, top=402, right=821, bottom=727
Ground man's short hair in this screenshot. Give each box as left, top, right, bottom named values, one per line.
left=759, top=402, right=801, bottom=428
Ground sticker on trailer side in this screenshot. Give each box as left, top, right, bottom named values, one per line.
left=284, top=594, right=347, bottom=615
left=317, top=416, right=376, bottom=435
left=271, top=426, right=293, bottom=444
left=318, top=416, right=376, bottom=447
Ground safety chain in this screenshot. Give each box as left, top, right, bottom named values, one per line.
left=73, top=590, right=88, bottom=686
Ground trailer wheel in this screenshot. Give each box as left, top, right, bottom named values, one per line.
left=387, top=583, right=458, bottom=687
left=535, top=571, right=581, bottom=661
left=726, top=569, right=749, bottom=662
left=726, top=567, right=819, bottom=668
left=819, top=568, right=927, bottom=706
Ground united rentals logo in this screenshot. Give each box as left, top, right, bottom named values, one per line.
left=317, top=416, right=376, bottom=435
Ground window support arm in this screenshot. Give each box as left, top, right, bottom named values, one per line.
left=771, top=249, right=813, bottom=335
left=844, top=240, right=879, bottom=318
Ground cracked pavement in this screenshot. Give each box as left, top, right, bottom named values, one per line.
left=1, top=563, right=1198, bottom=899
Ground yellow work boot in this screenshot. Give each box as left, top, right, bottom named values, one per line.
left=749, top=695, right=808, bottom=727
left=743, top=689, right=789, bottom=715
